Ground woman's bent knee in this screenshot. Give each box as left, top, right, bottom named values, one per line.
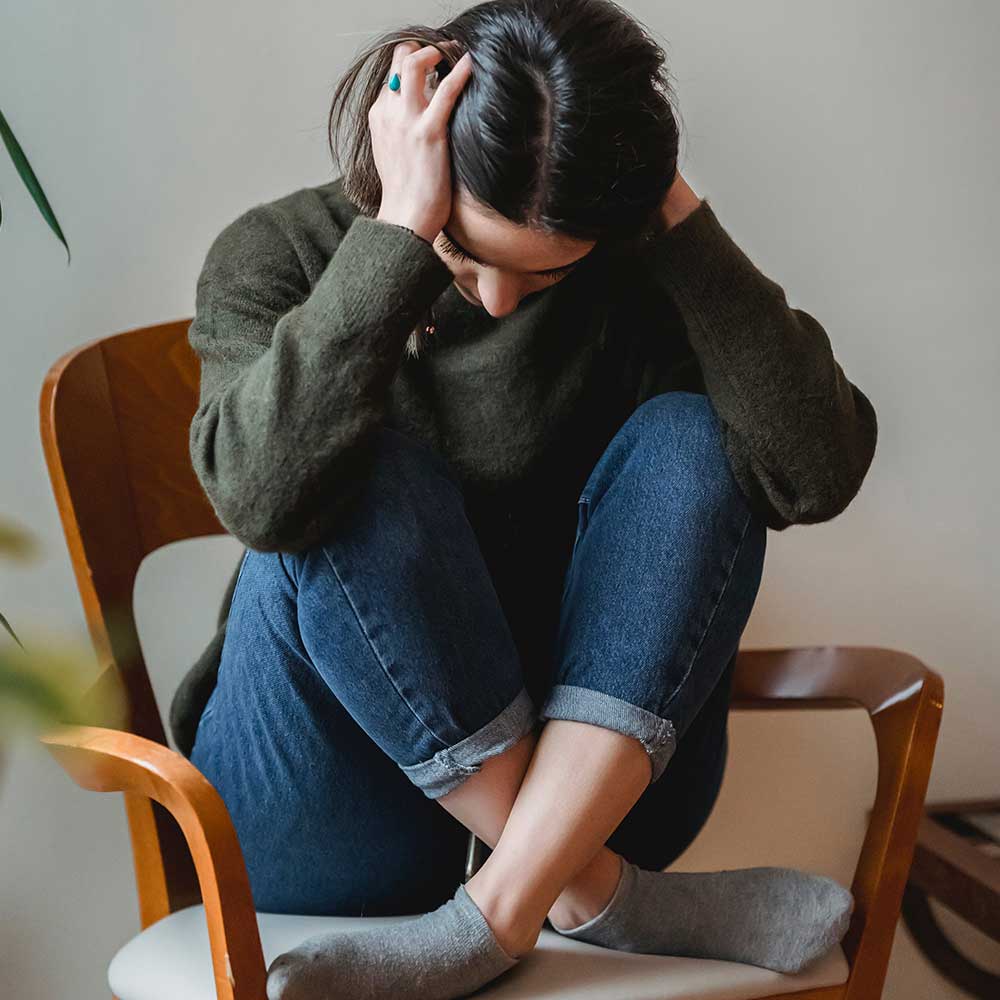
left=626, top=391, right=748, bottom=513
left=231, top=428, right=536, bottom=801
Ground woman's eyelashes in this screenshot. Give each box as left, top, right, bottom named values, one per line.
left=438, top=235, right=574, bottom=281
left=438, top=236, right=477, bottom=265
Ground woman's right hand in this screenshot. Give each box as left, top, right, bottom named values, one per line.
left=371, top=42, right=474, bottom=244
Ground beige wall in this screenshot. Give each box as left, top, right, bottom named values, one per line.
left=2, top=1, right=998, bottom=997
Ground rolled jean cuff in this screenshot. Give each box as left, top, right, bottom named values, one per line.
left=539, top=684, right=678, bottom=783
left=400, top=687, right=537, bottom=799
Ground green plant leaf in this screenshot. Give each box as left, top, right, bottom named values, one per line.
left=0, top=106, right=70, bottom=263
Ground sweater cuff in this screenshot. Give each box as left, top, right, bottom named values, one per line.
left=339, top=214, right=456, bottom=305
left=640, top=197, right=788, bottom=338
left=271, top=212, right=456, bottom=362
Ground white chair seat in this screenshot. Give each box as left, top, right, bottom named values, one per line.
left=109, top=904, right=849, bottom=999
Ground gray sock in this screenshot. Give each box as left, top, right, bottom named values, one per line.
left=266, top=882, right=519, bottom=1000
left=552, top=858, right=854, bottom=974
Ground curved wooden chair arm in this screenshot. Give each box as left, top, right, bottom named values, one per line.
left=731, top=645, right=934, bottom=714
left=731, top=646, right=945, bottom=1000
left=39, top=724, right=267, bottom=1000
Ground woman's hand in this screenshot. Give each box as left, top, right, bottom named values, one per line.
left=371, top=41, right=474, bottom=243
left=659, top=171, right=702, bottom=231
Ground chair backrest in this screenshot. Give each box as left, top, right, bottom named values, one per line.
left=39, top=318, right=220, bottom=744
left=40, top=319, right=223, bottom=915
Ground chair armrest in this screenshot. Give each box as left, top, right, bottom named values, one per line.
left=732, top=645, right=934, bottom=713
left=40, top=724, right=267, bottom=1000
left=732, top=645, right=944, bottom=1000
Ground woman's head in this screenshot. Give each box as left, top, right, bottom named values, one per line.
left=328, top=0, right=682, bottom=329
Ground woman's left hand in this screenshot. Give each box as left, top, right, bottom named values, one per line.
left=660, top=171, right=702, bottom=230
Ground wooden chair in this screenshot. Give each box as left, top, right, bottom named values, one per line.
left=38, top=319, right=944, bottom=1000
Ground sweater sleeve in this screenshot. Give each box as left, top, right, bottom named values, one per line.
left=638, top=198, right=878, bottom=530
left=188, top=206, right=454, bottom=552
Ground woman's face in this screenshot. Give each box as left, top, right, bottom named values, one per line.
left=431, top=189, right=596, bottom=318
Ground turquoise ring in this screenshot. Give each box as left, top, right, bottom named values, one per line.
left=388, top=72, right=401, bottom=92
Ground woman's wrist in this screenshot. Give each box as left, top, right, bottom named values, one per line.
left=659, top=172, right=702, bottom=231
left=375, top=207, right=439, bottom=245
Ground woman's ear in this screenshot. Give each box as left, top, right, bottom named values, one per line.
left=601, top=203, right=668, bottom=263
left=639, top=210, right=667, bottom=242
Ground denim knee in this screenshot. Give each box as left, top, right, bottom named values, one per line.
left=608, top=391, right=748, bottom=516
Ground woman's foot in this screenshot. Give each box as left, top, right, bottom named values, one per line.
left=545, top=849, right=626, bottom=933
left=462, top=867, right=547, bottom=959
left=265, top=882, right=519, bottom=1000
left=550, top=859, right=855, bottom=974
left=464, top=846, right=629, bottom=957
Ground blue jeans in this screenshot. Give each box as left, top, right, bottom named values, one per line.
left=191, top=392, right=767, bottom=916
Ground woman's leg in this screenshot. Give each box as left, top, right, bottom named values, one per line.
left=449, top=648, right=737, bottom=927
left=189, top=547, right=475, bottom=915
left=191, top=425, right=539, bottom=915
left=461, top=390, right=768, bottom=945
left=604, top=645, right=738, bottom=871
left=262, top=395, right=849, bottom=999
left=456, top=392, right=851, bottom=977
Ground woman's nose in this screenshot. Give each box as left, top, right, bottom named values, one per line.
left=477, top=280, right=521, bottom=318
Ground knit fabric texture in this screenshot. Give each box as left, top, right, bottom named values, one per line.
left=169, top=176, right=877, bottom=756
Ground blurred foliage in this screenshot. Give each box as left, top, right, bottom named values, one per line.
left=1, top=518, right=126, bottom=740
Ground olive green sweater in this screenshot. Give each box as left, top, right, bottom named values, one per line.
left=169, top=176, right=877, bottom=756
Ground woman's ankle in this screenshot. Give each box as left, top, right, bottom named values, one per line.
left=463, top=872, right=544, bottom=958
left=547, top=850, right=624, bottom=931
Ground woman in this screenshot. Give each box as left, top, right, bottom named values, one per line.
left=184, top=1, right=878, bottom=997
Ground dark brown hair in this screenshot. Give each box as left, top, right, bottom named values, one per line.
left=326, top=0, right=683, bottom=352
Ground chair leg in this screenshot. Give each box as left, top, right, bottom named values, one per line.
left=464, top=832, right=487, bottom=882
left=901, top=884, right=1000, bottom=999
